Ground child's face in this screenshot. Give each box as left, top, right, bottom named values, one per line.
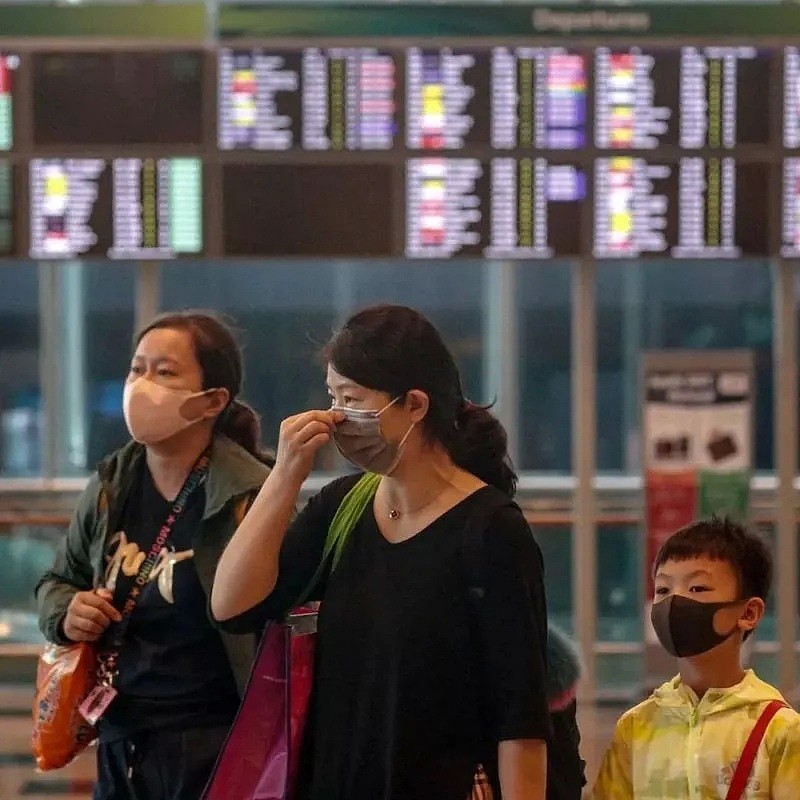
left=654, top=556, right=763, bottom=640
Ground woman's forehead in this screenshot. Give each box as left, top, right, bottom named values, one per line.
left=135, top=327, right=196, bottom=361
left=326, top=365, right=366, bottom=391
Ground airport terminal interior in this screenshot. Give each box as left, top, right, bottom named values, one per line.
left=2, top=0, right=800, bottom=797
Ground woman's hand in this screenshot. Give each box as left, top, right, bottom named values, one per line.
left=63, top=589, right=121, bottom=643
left=211, top=408, right=343, bottom=626
left=273, top=409, right=343, bottom=487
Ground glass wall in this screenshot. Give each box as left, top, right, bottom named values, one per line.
left=49, top=263, right=138, bottom=476
left=597, top=261, right=774, bottom=474
left=516, top=263, right=572, bottom=473
left=2, top=256, right=798, bottom=686
left=0, top=266, right=40, bottom=477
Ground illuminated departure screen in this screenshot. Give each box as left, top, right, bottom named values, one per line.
left=0, top=55, right=18, bottom=152
left=0, top=161, right=12, bottom=255
left=219, top=48, right=397, bottom=151
left=678, top=47, right=771, bottom=148
left=406, top=158, right=488, bottom=257
left=405, top=157, right=584, bottom=258
left=222, top=164, right=393, bottom=256
left=29, top=158, right=203, bottom=260
left=594, top=48, right=676, bottom=149
left=32, top=52, right=204, bottom=145
left=784, top=48, right=800, bottom=148
left=782, top=159, right=800, bottom=257
left=594, top=157, right=769, bottom=258
left=594, top=47, right=771, bottom=150
left=406, top=48, right=489, bottom=150
left=0, top=29, right=790, bottom=261
left=488, top=159, right=585, bottom=257
left=491, top=47, right=588, bottom=150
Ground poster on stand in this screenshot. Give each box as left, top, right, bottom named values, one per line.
left=641, top=351, right=754, bottom=691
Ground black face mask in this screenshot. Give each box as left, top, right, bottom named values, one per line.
left=651, top=594, right=744, bottom=658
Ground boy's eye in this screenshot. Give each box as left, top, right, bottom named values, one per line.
left=689, top=585, right=711, bottom=594
left=654, top=587, right=669, bottom=597
left=157, top=368, right=176, bottom=378
left=129, top=364, right=143, bottom=375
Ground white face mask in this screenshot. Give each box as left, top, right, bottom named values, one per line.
left=331, top=397, right=415, bottom=475
left=123, top=378, right=211, bottom=445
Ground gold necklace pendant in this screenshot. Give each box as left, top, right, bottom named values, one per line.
left=386, top=486, right=447, bottom=521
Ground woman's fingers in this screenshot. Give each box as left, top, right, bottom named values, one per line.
left=273, top=409, right=339, bottom=482
left=282, top=410, right=338, bottom=436
left=301, top=432, right=332, bottom=454
left=72, top=618, right=106, bottom=637
left=294, top=420, right=335, bottom=446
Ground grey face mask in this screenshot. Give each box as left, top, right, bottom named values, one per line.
left=332, top=397, right=415, bottom=475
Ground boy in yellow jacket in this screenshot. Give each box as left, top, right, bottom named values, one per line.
left=593, top=517, right=800, bottom=799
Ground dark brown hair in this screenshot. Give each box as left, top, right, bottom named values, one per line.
left=135, top=310, right=273, bottom=465
left=324, top=304, right=517, bottom=495
left=653, top=516, right=773, bottom=603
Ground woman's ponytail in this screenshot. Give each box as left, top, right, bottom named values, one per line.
left=451, top=402, right=517, bottom=497
left=216, top=399, right=275, bottom=467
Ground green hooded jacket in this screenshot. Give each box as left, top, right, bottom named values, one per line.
left=35, top=435, right=270, bottom=695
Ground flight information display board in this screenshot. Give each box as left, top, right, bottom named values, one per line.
left=406, top=47, right=489, bottom=150
left=782, top=159, right=800, bottom=257
left=32, top=52, right=204, bottom=146
left=594, top=157, right=769, bottom=258
left=0, top=33, right=797, bottom=261
left=212, top=42, right=779, bottom=259
left=219, top=47, right=397, bottom=151
left=406, top=158, right=487, bottom=256
left=29, top=158, right=203, bottom=259
left=222, top=163, right=393, bottom=256
left=594, top=46, right=771, bottom=150
left=405, top=157, right=585, bottom=258
left=0, top=161, right=12, bottom=255
left=487, top=159, right=585, bottom=258
left=0, top=55, right=18, bottom=152
left=785, top=47, right=800, bottom=149
left=491, top=47, right=588, bottom=150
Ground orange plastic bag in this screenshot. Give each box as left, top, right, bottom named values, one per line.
left=32, top=643, right=98, bottom=771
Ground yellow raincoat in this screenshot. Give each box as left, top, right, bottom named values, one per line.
left=592, top=670, right=800, bottom=799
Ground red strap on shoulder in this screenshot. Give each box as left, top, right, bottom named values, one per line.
left=725, top=700, right=787, bottom=800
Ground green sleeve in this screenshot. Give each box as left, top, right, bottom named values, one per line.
left=35, top=475, right=102, bottom=645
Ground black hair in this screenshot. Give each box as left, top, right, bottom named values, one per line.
left=324, top=304, right=517, bottom=496
left=135, top=310, right=274, bottom=466
left=653, top=516, right=773, bottom=602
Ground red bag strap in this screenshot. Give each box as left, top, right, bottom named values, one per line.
left=725, top=700, right=787, bottom=800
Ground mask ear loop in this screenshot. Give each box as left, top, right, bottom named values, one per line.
left=382, top=421, right=417, bottom=476
left=377, top=395, right=415, bottom=445
left=378, top=395, right=415, bottom=475
left=377, top=395, right=403, bottom=415
left=397, top=420, right=416, bottom=449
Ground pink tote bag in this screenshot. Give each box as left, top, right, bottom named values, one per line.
left=203, top=610, right=316, bottom=800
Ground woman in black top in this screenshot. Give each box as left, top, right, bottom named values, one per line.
left=213, top=304, right=552, bottom=800
left=36, top=311, right=272, bottom=800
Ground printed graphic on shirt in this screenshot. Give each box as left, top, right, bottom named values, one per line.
left=104, top=530, right=193, bottom=604
left=717, top=761, right=761, bottom=793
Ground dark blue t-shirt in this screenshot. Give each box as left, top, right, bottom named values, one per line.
left=98, top=463, right=239, bottom=742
